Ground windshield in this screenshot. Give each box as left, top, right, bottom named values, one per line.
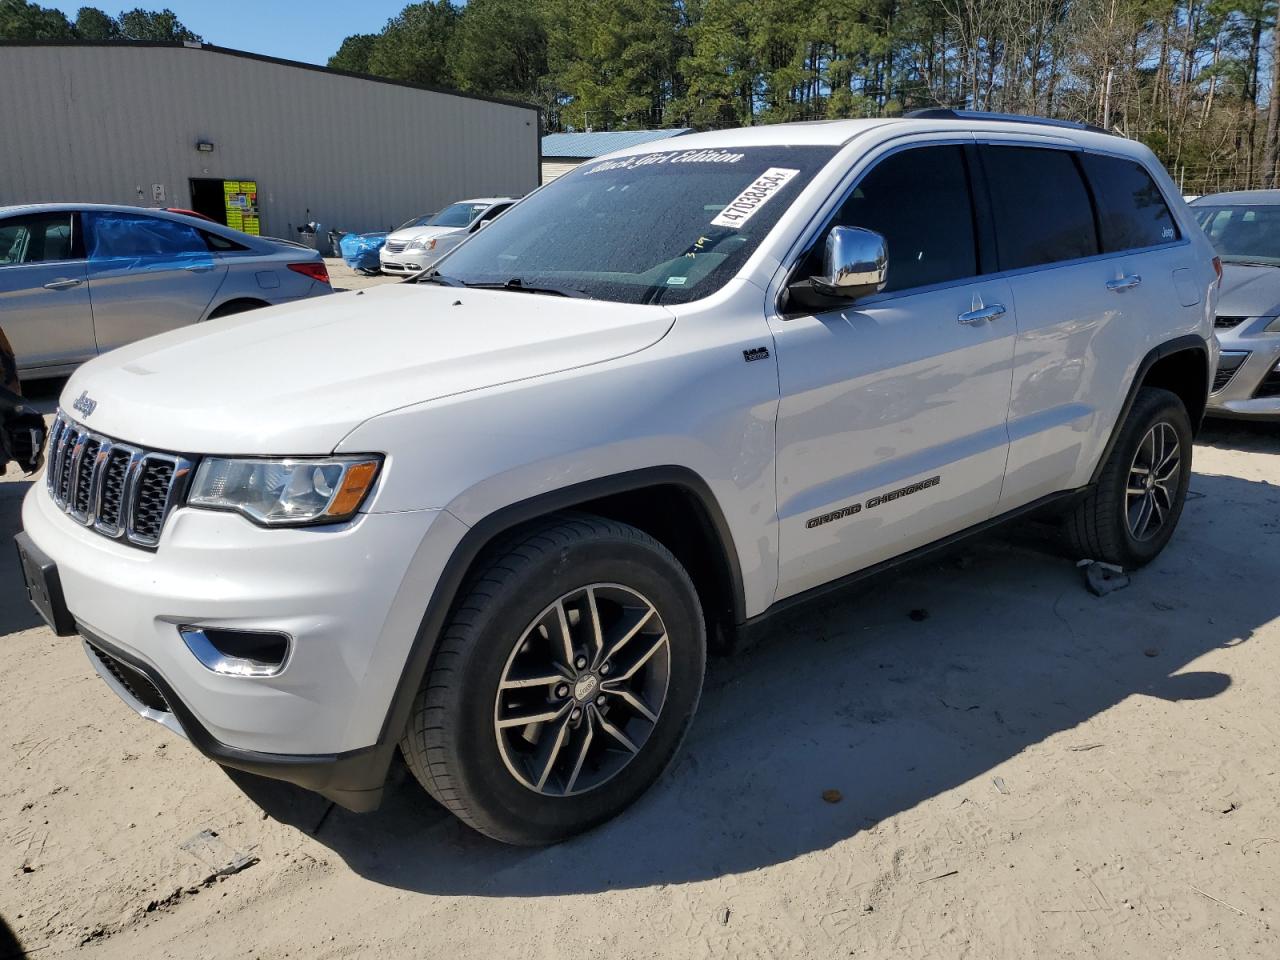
left=429, top=202, right=490, bottom=228
left=428, top=145, right=838, bottom=304
left=398, top=214, right=435, bottom=230
left=1194, top=204, right=1280, bottom=264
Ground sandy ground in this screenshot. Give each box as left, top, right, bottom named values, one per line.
left=2, top=390, right=1278, bottom=959
left=325, top=257, right=400, bottom=292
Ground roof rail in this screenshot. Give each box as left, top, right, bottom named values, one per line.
left=905, top=108, right=1114, bottom=137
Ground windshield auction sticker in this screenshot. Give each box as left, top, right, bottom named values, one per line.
left=710, top=168, right=800, bottom=228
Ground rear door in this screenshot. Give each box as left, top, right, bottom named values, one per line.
left=83, top=211, right=229, bottom=355
left=0, top=211, right=96, bottom=373
left=978, top=143, right=1184, bottom=507
left=769, top=142, right=1017, bottom=599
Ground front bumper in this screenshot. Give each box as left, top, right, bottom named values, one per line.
left=379, top=248, right=433, bottom=274
left=20, top=482, right=463, bottom=808
left=1207, top=320, right=1280, bottom=419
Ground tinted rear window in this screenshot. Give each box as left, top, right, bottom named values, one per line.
left=981, top=146, right=1098, bottom=270
left=1081, top=153, right=1179, bottom=251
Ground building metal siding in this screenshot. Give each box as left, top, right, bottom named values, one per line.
left=540, top=159, right=582, bottom=184
left=0, top=44, right=540, bottom=237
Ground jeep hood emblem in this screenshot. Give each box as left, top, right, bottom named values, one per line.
left=72, top=391, right=97, bottom=418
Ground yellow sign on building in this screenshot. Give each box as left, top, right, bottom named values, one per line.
left=222, top=180, right=260, bottom=235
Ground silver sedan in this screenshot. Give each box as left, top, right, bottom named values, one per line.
left=0, top=203, right=333, bottom=379
left=1191, top=191, right=1280, bottom=418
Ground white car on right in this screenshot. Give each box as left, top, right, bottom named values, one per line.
left=379, top=197, right=517, bottom=276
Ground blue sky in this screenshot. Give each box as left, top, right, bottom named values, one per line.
left=44, top=1, right=412, bottom=65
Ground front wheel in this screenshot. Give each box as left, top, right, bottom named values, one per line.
left=400, top=515, right=706, bottom=845
left=1065, top=386, right=1193, bottom=568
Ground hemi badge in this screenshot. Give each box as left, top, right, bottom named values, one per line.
left=743, top=347, right=770, bottom=363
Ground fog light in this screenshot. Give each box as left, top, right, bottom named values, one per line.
left=179, top=625, right=291, bottom=677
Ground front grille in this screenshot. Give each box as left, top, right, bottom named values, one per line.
left=87, top=643, right=170, bottom=714
left=45, top=413, right=193, bottom=548
left=1213, top=351, right=1250, bottom=394
left=1255, top=363, right=1280, bottom=399
left=1215, top=315, right=1247, bottom=330
left=384, top=239, right=407, bottom=253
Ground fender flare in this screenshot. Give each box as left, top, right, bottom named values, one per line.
left=373, top=465, right=745, bottom=747
left=1089, top=334, right=1208, bottom=484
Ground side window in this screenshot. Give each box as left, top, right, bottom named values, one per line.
left=981, top=146, right=1099, bottom=270
left=1080, top=153, right=1179, bottom=251
left=0, top=213, right=77, bottom=265
left=808, top=145, right=979, bottom=293
left=85, top=212, right=213, bottom=267
left=202, top=231, right=248, bottom=252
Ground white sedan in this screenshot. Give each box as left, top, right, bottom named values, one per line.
left=379, top=197, right=517, bottom=275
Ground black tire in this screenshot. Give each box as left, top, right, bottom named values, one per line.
left=400, top=514, right=706, bottom=845
left=1064, top=386, right=1193, bottom=568
left=206, top=299, right=268, bottom=320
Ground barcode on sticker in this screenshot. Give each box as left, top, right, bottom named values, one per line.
left=711, top=168, right=800, bottom=228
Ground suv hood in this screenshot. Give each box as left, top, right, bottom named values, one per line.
left=1217, top=262, right=1280, bottom=319
left=61, top=284, right=675, bottom=454
left=387, top=225, right=463, bottom=243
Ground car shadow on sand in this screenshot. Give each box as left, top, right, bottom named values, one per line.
left=1197, top=416, right=1278, bottom=453
left=224, top=467, right=1280, bottom=897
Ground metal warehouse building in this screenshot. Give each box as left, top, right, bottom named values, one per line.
left=0, top=41, right=541, bottom=243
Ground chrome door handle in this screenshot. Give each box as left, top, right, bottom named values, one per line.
left=957, top=303, right=1006, bottom=326
left=184, top=264, right=215, bottom=273
left=43, top=278, right=83, bottom=290
left=1106, top=275, right=1142, bottom=292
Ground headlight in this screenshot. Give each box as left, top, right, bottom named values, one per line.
left=188, top=456, right=381, bottom=526
left=1264, top=316, right=1280, bottom=332
left=407, top=236, right=437, bottom=251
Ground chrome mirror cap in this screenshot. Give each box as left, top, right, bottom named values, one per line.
left=811, top=225, right=888, bottom=299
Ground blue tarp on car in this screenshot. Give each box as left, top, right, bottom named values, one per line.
left=339, top=232, right=387, bottom=273
left=83, top=210, right=215, bottom=272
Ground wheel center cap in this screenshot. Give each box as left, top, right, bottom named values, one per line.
left=574, top=674, right=599, bottom=701
left=1146, top=475, right=1155, bottom=491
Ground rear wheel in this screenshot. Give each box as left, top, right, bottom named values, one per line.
left=400, top=515, right=706, bottom=845
left=1065, top=387, right=1193, bottom=568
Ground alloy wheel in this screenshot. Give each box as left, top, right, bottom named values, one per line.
left=1126, top=421, right=1181, bottom=542
left=494, top=583, right=671, bottom=796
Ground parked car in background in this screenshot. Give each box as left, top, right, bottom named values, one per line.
left=379, top=198, right=517, bottom=275
left=0, top=204, right=332, bottom=379
left=1192, top=190, right=1280, bottom=418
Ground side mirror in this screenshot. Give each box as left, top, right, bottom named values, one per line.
left=811, top=225, right=887, bottom=300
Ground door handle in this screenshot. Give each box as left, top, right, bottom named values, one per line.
left=184, top=264, right=215, bottom=273
left=1106, top=274, right=1142, bottom=292
left=957, top=303, right=1006, bottom=326
left=43, top=278, right=83, bottom=291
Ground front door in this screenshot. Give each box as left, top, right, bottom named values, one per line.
left=0, top=210, right=96, bottom=373
left=769, top=144, right=1016, bottom=600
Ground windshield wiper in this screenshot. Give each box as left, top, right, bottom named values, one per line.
left=413, top=269, right=463, bottom=286
left=461, top=277, right=585, bottom=298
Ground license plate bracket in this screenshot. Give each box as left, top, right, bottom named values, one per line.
left=15, top=532, right=76, bottom=636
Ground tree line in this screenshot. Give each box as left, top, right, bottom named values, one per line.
left=1, top=2, right=200, bottom=43
left=6, top=0, right=1280, bottom=194
left=329, top=0, right=1280, bottom=195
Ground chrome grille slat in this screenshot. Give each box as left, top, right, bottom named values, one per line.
left=44, top=413, right=193, bottom=550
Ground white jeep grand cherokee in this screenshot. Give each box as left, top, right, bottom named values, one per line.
left=17, top=112, right=1219, bottom=845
